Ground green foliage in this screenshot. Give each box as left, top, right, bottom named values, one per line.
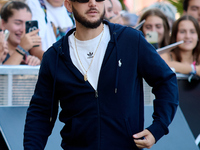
left=119, top=0, right=126, bottom=10
left=167, top=0, right=184, bottom=15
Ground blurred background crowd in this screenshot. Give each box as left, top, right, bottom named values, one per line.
left=0, top=0, right=200, bottom=78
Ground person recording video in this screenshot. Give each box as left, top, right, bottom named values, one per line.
left=1, top=1, right=42, bottom=65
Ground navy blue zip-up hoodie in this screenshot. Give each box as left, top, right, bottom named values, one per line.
left=24, top=21, right=179, bottom=150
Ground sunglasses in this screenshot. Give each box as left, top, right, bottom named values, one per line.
left=70, top=0, right=104, bottom=3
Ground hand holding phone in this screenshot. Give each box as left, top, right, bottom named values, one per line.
left=145, top=31, right=158, bottom=49
left=25, top=20, right=38, bottom=34
left=25, top=20, right=40, bottom=47
left=4, top=30, right=10, bottom=41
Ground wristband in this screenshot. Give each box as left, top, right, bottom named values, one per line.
left=16, top=49, right=25, bottom=56
left=188, top=62, right=197, bottom=82
left=17, top=45, right=26, bottom=53
left=190, top=63, right=196, bottom=75
left=16, top=49, right=26, bottom=61
left=193, top=61, right=196, bottom=71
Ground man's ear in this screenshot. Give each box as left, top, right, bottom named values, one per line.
left=64, top=0, right=73, bottom=13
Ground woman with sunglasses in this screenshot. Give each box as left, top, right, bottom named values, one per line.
left=1, top=1, right=42, bottom=65
left=24, top=0, right=178, bottom=149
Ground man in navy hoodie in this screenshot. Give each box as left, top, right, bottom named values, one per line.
left=23, top=0, right=179, bottom=149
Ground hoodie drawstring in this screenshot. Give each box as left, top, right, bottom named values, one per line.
left=113, top=33, right=120, bottom=94
left=113, top=26, right=126, bottom=93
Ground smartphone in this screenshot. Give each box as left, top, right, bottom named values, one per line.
left=25, top=20, right=38, bottom=33
left=4, top=30, right=10, bottom=41
left=145, top=31, right=158, bottom=49
left=25, top=20, right=39, bottom=47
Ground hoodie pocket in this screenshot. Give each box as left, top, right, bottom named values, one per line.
left=124, top=119, right=139, bottom=149
left=63, top=117, right=98, bottom=147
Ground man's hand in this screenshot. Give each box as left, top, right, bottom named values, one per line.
left=133, top=129, right=155, bottom=149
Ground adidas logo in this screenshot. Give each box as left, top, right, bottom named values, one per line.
left=87, top=52, right=93, bottom=58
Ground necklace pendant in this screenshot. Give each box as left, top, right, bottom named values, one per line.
left=84, top=74, right=88, bottom=81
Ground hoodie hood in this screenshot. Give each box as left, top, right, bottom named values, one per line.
left=52, top=20, right=127, bottom=55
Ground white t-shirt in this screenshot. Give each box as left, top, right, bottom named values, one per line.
left=69, top=24, right=110, bottom=90
left=44, top=0, right=73, bottom=31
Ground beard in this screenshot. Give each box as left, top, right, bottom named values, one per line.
left=72, top=6, right=105, bottom=29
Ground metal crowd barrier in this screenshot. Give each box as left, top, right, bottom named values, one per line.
left=1, top=65, right=200, bottom=148
left=0, top=65, right=39, bottom=106
left=0, top=65, right=154, bottom=106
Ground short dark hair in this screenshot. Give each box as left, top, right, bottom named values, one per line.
left=170, top=15, right=200, bottom=63
left=0, top=1, right=32, bottom=22
left=183, top=0, right=189, bottom=12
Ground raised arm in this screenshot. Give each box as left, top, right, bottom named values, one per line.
left=160, top=53, right=193, bottom=74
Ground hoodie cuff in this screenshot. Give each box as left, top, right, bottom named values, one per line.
left=146, top=121, right=169, bottom=143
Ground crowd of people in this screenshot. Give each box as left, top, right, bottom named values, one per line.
left=103, top=0, right=200, bottom=78
left=0, top=0, right=74, bottom=65
left=0, top=0, right=199, bottom=78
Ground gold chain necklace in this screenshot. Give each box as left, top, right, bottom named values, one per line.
left=74, top=26, right=104, bottom=81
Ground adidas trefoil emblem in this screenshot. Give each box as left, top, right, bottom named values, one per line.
left=87, top=52, right=93, bottom=58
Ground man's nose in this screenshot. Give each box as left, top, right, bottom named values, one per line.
left=88, top=0, right=97, bottom=7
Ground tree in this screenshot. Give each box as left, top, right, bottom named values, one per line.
left=167, top=0, right=184, bottom=15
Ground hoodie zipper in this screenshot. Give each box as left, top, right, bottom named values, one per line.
left=95, top=89, right=100, bottom=150
left=95, top=90, right=98, bottom=98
